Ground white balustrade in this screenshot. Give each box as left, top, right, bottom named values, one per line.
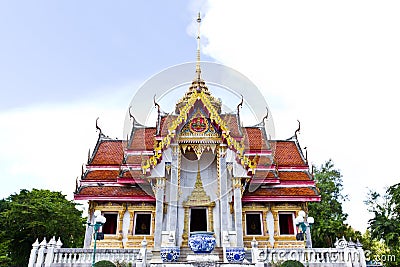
left=29, top=237, right=145, bottom=266
left=30, top=236, right=367, bottom=267
left=252, top=242, right=367, bottom=267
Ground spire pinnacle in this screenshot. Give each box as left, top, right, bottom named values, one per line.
left=196, top=12, right=202, bottom=80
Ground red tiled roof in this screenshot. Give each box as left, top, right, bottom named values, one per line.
left=76, top=186, right=152, bottom=197
left=253, top=170, right=276, bottom=179
left=220, top=114, right=241, bottom=137
left=243, top=127, right=268, bottom=150
left=84, top=170, right=119, bottom=181
left=91, top=140, right=123, bottom=165
left=120, top=170, right=145, bottom=179
left=129, top=128, right=156, bottom=150
left=273, top=141, right=306, bottom=166
left=252, top=156, right=272, bottom=166
left=244, top=187, right=318, bottom=197
left=279, top=171, right=311, bottom=181
left=125, top=155, right=143, bottom=165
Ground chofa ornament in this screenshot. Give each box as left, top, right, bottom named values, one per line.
left=225, top=247, right=246, bottom=263
left=188, top=232, right=216, bottom=253
left=160, top=247, right=180, bottom=262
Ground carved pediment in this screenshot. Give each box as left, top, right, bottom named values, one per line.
left=179, top=110, right=220, bottom=142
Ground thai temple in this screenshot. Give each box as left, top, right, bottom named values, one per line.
left=73, top=14, right=321, bottom=258
left=27, top=14, right=370, bottom=267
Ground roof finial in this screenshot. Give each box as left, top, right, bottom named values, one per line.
left=95, top=117, right=103, bottom=136
left=295, top=120, right=301, bottom=139
left=262, top=107, right=269, bottom=124
left=195, top=12, right=202, bottom=81
left=237, top=95, right=244, bottom=115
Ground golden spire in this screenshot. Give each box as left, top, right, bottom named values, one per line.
left=174, top=12, right=222, bottom=114
left=196, top=12, right=202, bottom=81
left=183, top=160, right=212, bottom=206
left=194, top=160, right=203, bottom=188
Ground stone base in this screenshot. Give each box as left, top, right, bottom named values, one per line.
left=187, top=254, right=220, bottom=263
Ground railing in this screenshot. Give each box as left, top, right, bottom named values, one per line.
left=28, top=237, right=148, bottom=267
left=250, top=237, right=367, bottom=267
left=52, top=248, right=141, bottom=264
left=29, top=236, right=368, bottom=266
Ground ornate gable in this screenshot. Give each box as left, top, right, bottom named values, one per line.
left=141, top=81, right=259, bottom=174
left=178, top=109, right=220, bottom=141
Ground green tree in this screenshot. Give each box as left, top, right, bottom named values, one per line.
left=0, top=189, right=86, bottom=266
left=308, top=160, right=348, bottom=247
left=365, top=183, right=400, bottom=266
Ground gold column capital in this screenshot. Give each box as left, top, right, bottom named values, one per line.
left=153, top=177, right=166, bottom=191
left=232, top=177, right=242, bottom=189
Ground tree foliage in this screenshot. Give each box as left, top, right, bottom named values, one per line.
left=365, top=183, right=400, bottom=266
left=0, top=189, right=86, bottom=266
left=308, top=160, right=349, bottom=247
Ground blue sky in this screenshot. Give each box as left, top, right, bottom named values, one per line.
left=1, top=0, right=400, bottom=232
left=0, top=1, right=211, bottom=109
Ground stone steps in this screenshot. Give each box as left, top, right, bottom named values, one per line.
left=177, top=247, right=224, bottom=262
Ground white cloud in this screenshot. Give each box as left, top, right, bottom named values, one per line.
left=0, top=82, right=138, bottom=200
left=202, top=0, right=400, bottom=231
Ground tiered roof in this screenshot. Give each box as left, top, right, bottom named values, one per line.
left=75, top=36, right=319, bottom=202
left=74, top=119, right=320, bottom=202
left=74, top=12, right=319, bottom=203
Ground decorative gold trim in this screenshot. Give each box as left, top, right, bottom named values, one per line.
left=232, top=177, right=242, bottom=189
left=152, top=177, right=166, bottom=192
left=181, top=144, right=217, bottom=159
left=217, top=145, right=221, bottom=198
left=126, top=203, right=156, bottom=248
left=183, top=163, right=211, bottom=206
left=142, top=90, right=257, bottom=173
left=92, top=202, right=126, bottom=248
left=242, top=204, right=271, bottom=248
left=178, top=146, right=182, bottom=196
left=165, top=162, right=171, bottom=175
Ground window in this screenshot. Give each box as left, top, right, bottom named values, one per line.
left=134, top=213, right=151, bottom=235
left=102, top=213, right=118, bottom=235
left=190, top=208, right=207, bottom=232
left=279, top=213, right=295, bottom=235
left=246, top=213, right=262, bottom=235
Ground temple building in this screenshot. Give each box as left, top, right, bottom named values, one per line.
left=74, top=79, right=320, bottom=250
left=74, top=15, right=320, bottom=255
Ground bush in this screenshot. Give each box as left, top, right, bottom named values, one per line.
left=281, top=260, right=304, bottom=267
left=94, top=260, right=116, bottom=267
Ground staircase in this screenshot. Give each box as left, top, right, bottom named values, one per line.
left=178, top=247, right=224, bottom=263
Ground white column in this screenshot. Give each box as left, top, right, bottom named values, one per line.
left=35, top=238, right=47, bottom=267
left=153, top=177, right=165, bottom=249
left=28, top=239, right=39, bottom=267
left=233, top=177, right=244, bottom=247
left=305, top=223, right=312, bottom=248
left=166, top=144, right=179, bottom=243
left=84, top=208, right=94, bottom=248
left=44, top=237, right=56, bottom=266
left=219, top=144, right=229, bottom=245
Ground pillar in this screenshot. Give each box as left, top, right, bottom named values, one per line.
left=35, top=238, right=47, bottom=267
left=232, top=177, right=244, bottom=247
left=166, top=144, right=179, bottom=243
left=28, top=239, right=39, bottom=267
left=44, top=237, right=56, bottom=267
left=153, top=177, right=165, bottom=249
left=84, top=202, right=95, bottom=248
left=219, top=144, right=229, bottom=244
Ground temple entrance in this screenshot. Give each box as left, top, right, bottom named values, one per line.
left=190, top=208, right=207, bottom=232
